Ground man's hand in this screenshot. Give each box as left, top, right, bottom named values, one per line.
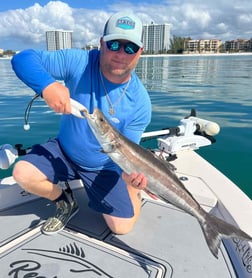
left=122, top=172, right=147, bottom=190
left=42, top=82, right=71, bottom=114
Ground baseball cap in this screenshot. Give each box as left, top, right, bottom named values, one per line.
left=103, top=11, right=143, bottom=47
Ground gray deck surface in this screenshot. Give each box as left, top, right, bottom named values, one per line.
left=0, top=187, right=236, bottom=277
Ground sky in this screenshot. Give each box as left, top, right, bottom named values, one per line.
left=1, top=0, right=252, bottom=51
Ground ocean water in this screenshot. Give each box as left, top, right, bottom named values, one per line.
left=0, top=55, right=252, bottom=199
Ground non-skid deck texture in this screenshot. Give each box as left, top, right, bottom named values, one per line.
left=0, top=187, right=236, bottom=277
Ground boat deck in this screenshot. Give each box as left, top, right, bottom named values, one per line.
left=0, top=184, right=235, bottom=277
left=1, top=150, right=251, bottom=277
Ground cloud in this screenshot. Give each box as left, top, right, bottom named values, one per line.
left=0, top=0, right=252, bottom=50
left=0, top=1, right=109, bottom=49
left=0, top=2, right=74, bottom=46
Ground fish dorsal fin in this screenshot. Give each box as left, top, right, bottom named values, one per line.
left=150, top=150, right=177, bottom=172
left=163, top=161, right=176, bottom=172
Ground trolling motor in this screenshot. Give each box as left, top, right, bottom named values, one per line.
left=141, top=109, right=220, bottom=155
left=157, top=110, right=220, bottom=155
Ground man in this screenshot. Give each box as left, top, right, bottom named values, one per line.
left=11, top=11, right=151, bottom=235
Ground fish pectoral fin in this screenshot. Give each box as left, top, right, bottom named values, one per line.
left=100, top=145, right=116, bottom=153
left=99, top=141, right=119, bottom=153
left=100, top=148, right=114, bottom=153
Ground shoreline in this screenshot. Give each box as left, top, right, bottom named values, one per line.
left=1, top=52, right=252, bottom=60
left=141, top=52, right=252, bottom=58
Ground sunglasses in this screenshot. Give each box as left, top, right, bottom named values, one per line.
left=106, top=40, right=140, bottom=55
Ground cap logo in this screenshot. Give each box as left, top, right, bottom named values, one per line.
left=116, top=17, right=135, bottom=30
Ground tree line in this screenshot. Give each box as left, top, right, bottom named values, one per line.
left=168, top=35, right=191, bottom=54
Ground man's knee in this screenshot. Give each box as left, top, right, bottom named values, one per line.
left=13, top=160, right=28, bottom=185
left=103, top=214, right=136, bottom=235
left=13, top=160, right=44, bottom=189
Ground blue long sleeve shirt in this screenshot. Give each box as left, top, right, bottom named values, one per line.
left=11, top=48, right=152, bottom=171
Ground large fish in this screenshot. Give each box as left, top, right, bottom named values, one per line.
left=85, top=107, right=252, bottom=258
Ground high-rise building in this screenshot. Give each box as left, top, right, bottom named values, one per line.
left=143, top=23, right=171, bottom=54
left=46, top=30, right=73, bottom=51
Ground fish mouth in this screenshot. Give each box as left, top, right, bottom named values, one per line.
left=81, top=109, right=94, bottom=120
left=89, top=113, right=96, bottom=120
left=80, top=109, right=89, bottom=118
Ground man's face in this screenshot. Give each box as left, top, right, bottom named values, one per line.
left=99, top=38, right=143, bottom=82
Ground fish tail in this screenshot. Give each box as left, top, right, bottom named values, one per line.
left=199, top=212, right=252, bottom=258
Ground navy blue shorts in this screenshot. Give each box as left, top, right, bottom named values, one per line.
left=20, top=138, right=133, bottom=218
